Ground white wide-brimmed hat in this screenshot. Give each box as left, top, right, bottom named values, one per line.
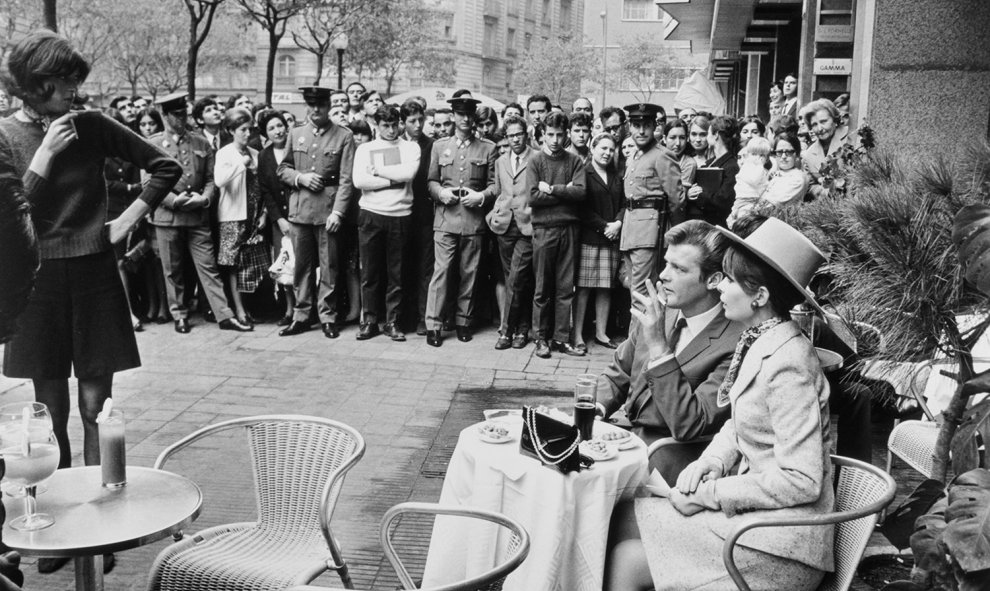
left=717, top=217, right=827, bottom=315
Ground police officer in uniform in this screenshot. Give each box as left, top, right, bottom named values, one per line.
left=277, top=86, right=356, bottom=338
left=424, top=97, right=498, bottom=347
left=150, top=93, right=250, bottom=333
left=619, top=103, right=682, bottom=304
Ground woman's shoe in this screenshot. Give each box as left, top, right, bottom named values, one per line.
left=594, top=337, right=618, bottom=349
left=132, top=316, right=144, bottom=332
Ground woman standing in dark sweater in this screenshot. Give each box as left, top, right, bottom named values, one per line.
left=573, top=133, right=624, bottom=351
left=0, top=31, right=180, bottom=475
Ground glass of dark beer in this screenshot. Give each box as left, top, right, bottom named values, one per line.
left=573, top=374, right=597, bottom=441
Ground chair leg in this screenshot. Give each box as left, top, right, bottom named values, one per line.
left=326, top=531, right=353, bottom=589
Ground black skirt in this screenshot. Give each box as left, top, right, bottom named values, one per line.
left=2, top=250, right=140, bottom=379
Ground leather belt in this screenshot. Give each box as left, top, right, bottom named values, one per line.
left=627, top=198, right=665, bottom=210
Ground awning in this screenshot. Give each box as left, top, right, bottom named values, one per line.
left=673, top=70, right=727, bottom=115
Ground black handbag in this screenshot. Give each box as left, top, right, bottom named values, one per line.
left=519, top=406, right=593, bottom=474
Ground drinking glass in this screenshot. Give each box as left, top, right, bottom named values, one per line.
left=574, top=374, right=598, bottom=441
left=0, top=402, right=60, bottom=531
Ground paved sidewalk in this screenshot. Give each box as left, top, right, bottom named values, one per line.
left=0, top=320, right=614, bottom=590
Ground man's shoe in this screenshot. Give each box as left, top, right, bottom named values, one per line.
left=174, top=318, right=191, bottom=334
left=356, top=322, right=380, bottom=340
left=383, top=323, right=406, bottom=341
left=426, top=330, right=443, bottom=347
left=279, top=321, right=309, bottom=336
left=551, top=340, right=585, bottom=357
left=442, top=319, right=454, bottom=332
left=495, top=335, right=511, bottom=350
left=219, top=318, right=253, bottom=332
left=416, top=320, right=428, bottom=336
left=322, top=322, right=340, bottom=339
left=456, top=327, right=473, bottom=342
left=534, top=339, right=551, bottom=358
left=277, top=315, right=293, bottom=327
left=511, top=333, right=529, bottom=349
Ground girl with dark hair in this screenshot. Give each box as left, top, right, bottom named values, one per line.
left=214, top=107, right=268, bottom=327
left=136, top=107, right=164, bottom=138
left=257, top=109, right=296, bottom=325
left=738, top=115, right=766, bottom=146
left=0, top=29, right=180, bottom=481
left=607, top=218, right=833, bottom=591
left=685, top=115, right=739, bottom=226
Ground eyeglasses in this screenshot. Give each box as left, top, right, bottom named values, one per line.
left=604, top=125, right=622, bottom=133
left=772, top=149, right=797, bottom=156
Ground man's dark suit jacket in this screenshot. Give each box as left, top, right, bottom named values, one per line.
left=599, top=308, right=743, bottom=444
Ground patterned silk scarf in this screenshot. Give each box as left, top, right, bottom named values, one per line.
left=716, top=317, right=785, bottom=407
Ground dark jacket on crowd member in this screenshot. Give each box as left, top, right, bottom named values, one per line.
left=686, top=150, right=738, bottom=227
left=527, top=149, right=586, bottom=228
left=410, top=133, right=435, bottom=227
left=258, top=144, right=290, bottom=223
left=579, top=160, right=624, bottom=246
left=104, top=157, right=142, bottom=219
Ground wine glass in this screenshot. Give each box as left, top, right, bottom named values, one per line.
left=0, top=401, right=60, bottom=531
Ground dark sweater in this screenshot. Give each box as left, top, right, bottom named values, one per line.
left=527, top=149, right=586, bottom=228
left=0, top=112, right=181, bottom=259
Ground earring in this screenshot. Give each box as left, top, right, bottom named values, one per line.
left=750, top=300, right=760, bottom=309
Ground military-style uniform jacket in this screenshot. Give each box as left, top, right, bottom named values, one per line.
left=427, top=135, right=498, bottom=235
left=149, top=130, right=215, bottom=227
left=277, top=121, right=356, bottom=225
left=619, top=141, right=682, bottom=251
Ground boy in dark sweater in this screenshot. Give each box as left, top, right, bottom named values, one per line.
left=527, top=111, right=586, bottom=358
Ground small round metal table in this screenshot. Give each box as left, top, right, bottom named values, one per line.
left=2, top=466, right=202, bottom=591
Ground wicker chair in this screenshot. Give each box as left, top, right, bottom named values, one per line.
left=147, top=415, right=366, bottom=591
left=287, top=502, right=530, bottom=591
left=723, top=455, right=896, bottom=591
left=646, top=435, right=714, bottom=486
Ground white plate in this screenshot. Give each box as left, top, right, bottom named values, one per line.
left=580, top=440, right=618, bottom=461
left=618, top=438, right=639, bottom=451
left=477, top=421, right=514, bottom=444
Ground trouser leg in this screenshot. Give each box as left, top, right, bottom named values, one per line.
left=626, top=247, right=658, bottom=310
left=156, top=226, right=188, bottom=320
left=456, top=235, right=483, bottom=327
left=187, top=225, right=234, bottom=322
left=291, top=224, right=317, bottom=323
left=553, top=225, right=577, bottom=343
left=317, top=228, right=339, bottom=324
left=426, top=232, right=457, bottom=330
left=416, top=223, right=435, bottom=323
left=385, top=215, right=411, bottom=325
left=358, top=210, right=385, bottom=324
left=531, top=227, right=558, bottom=340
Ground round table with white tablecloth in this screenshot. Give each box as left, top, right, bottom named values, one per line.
left=421, top=417, right=648, bottom=591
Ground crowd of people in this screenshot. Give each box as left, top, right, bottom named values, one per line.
left=0, top=28, right=870, bottom=589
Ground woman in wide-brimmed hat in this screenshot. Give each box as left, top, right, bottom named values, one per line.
left=606, top=216, right=834, bottom=591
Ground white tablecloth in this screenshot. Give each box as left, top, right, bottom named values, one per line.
left=421, top=419, right=648, bottom=591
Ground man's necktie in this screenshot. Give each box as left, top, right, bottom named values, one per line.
left=514, top=155, right=521, bottom=176
left=212, top=136, right=219, bottom=151
left=669, top=317, right=688, bottom=354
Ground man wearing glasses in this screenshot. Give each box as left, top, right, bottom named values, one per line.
left=277, top=85, right=356, bottom=339
left=486, top=115, right=535, bottom=350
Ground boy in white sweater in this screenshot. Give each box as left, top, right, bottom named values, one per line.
left=352, top=105, right=421, bottom=341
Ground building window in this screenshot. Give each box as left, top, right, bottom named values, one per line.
left=484, top=17, right=498, bottom=55
left=541, top=0, right=551, bottom=23
left=483, top=66, right=494, bottom=87
left=506, top=67, right=514, bottom=88
left=277, top=55, right=296, bottom=78
left=524, top=32, right=532, bottom=51
left=622, top=0, right=662, bottom=20
left=507, top=28, right=517, bottom=53
left=560, top=0, right=571, bottom=28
